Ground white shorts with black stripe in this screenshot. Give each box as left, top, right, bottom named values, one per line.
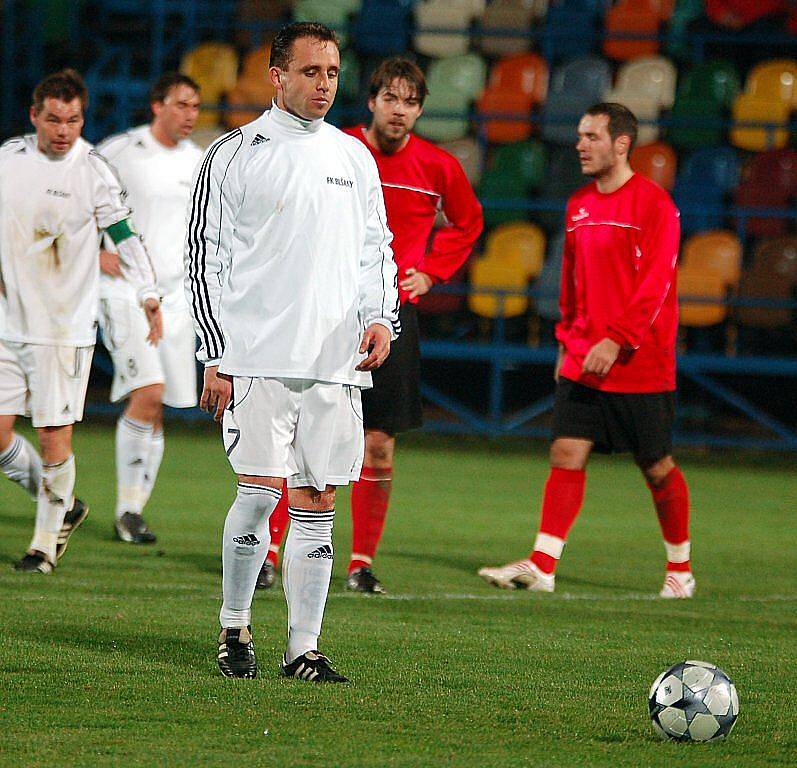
left=222, top=377, right=364, bottom=491
left=0, top=340, right=94, bottom=427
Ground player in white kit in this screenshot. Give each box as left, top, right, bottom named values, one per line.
left=0, top=70, right=162, bottom=574
left=186, top=23, right=399, bottom=682
left=97, top=73, right=202, bottom=545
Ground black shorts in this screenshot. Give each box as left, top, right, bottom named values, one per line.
left=552, top=378, right=675, bottom=465
left=362, top=303, right=423, bottom=434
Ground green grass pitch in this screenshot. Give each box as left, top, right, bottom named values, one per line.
left=0, top=424, right=795, bottom=767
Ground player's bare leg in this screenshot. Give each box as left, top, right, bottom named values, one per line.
left=16, top=425, right=76, bottom=573
left=348, top=428, right=394, bottom=594
left=478, top=438, right=592, bottom=591
left=114, top=383, right=164, bottom=544
left=637, top=454, right=695, bottom=599
left=0, top=414, right=41, bottom=500
left=280, top=484, right=347, bottom=682
left=218, top=473, right=283, bottom=678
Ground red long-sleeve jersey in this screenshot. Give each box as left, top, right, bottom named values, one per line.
left=345, top=126, right=483, bottom=304
left=556, top=173, right=681, bottom=393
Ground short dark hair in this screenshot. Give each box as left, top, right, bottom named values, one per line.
left=368, top=56, right=428, bottom=105
left=149, top=72, right=200, bottom=105
left=269, top=22, right=339, bottom=70
left=585, top=102, right=638, bottom=153
left=32, top=69, right=88, bottom=113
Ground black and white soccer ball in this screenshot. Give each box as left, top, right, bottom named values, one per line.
left=648, top=660, right=739, bottom=742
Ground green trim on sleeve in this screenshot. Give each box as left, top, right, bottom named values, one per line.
left=105, top=218, right=135, bottom=244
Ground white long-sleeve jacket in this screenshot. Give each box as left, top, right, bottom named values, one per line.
left=184, top=103, right=400, bottom=388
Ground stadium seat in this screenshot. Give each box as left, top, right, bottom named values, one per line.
left=706, top=0, right=787, bottom=30
left=234, top=0, right=291, bottom=48
left=679, top=146, right=740, bottom=194
left=180, top=42, right=239, bottom=128
left=680, top=230, right=743, bottom=290
left=541, top=1, right=600, bottom=62
left=353, top=0, right=412, bottom=55
left=733, top=180, right=789, bottom=238
left=745, top=148, right=797, bottom=198
left=603, top=2, right=661, bottom=61
left=414, top=0, right=475, bottom=58
left=491, top=140, right=547, bottom=190
left=665, top=0, right=704, bottom=60
left=479, top=0, right=541, bottom=57
left=224, top=76, right=276, bottom=128
left=338, top=49, right=362, bottom=102
left=751, top=236, right=797, bottom=285
left=679, top=59, right=741, bottom=108
left=478, top=167, right=528, bottom=227
left=730, top=92, right=790, bottom=151
left=484, top=222, right=546, bottom=280
left=678, top=267, right=728, bottom=328
left=535, top=146, right=586, bottom=231
left=532, top=230, right=564, bottom=323
left=486, top=53, right=549, bottom=105
left=415, top=89, right=471, bottom=142
left=615, top=55, right=677, bottom=109
left=475, top=90, right=534, bottom=144
left=744, top=58, right=797, bottom=107
left=293, top=0, right=360, bottom=47
left=439, top=137, right=484, bottom=186
left=737, top=262, right=793, bottom=330
left=468, top=257, right=529, bottom=318
left=603, top=92, right=660, bottom=145
left=428, top=54, right=488, bottom=102
left=630, top=141, right=677, bottom=190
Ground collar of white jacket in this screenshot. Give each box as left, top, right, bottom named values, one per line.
left=269, top=100, right=324, bottom=135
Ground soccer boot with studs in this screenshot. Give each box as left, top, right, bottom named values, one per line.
left=56, top=498, right=89, bottom=560
left=217, top=626, right=257, bottom=678
left=659, top=570, right=696, bottom=599
left=14, top=551, right=55, bottom=574
left=255, top=560, right=277, bottom=590
left=280, top=651, right=348, bottom=683
left=346, top=566, right=386, bottom=594
left=477, top=559, right=555, bottom=592
left=115, top=511, right=157, bottom=544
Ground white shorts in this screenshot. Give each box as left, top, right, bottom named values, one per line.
left=99, top=297, right=198, bottom=408
left=222, top=377, right=365, bottom=491
left=0, top=340, right=94, bottom=428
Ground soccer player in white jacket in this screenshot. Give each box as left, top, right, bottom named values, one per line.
left=0, top=70, right=162, bottom=574
left=97, top=73, right=203, bottom=546
left=185, top=23, right=400, bottom=682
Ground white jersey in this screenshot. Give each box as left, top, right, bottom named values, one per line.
left=97, top=125, right=202, bottom=304
left=184, top=103, right=400, bottom=388
left=0, top=135, right=158, bottom=347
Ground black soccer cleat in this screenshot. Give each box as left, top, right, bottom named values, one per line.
left=280, top=651, right=348, bottom=683
left=56, top=498, right=89, bottom=560
left=346, top=566, right=386, bottom=594
left=255, top=560, right=277, bottom=590
left=115, top=512, right=157, bottom=544
left=217, top=626, right=257, bottom=678
left=14, top=551, right=54, bottom=574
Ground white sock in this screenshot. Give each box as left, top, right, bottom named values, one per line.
left=282, top=506, right=335, bottom=662
left=29, top=454, right=76, bottom=563
left=219, top=483, right=282, bottom=628
left=140, top=427, right=164, bottom=509
left=0, top=433, right=42, bottom=499
left=115, top=415, right=153, bottom=520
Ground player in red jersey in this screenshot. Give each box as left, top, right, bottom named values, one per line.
left=479, top=103, right=695, bottom=599
left=258, top=57, right=483, bottom=593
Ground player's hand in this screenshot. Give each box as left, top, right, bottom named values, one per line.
left=356, top=323, right=391, bottom=372
left=399, top=268, right=433, bottom=300
left=554, top=344, right=565, bottom=382
left=143, top=298, right=163, bottom=346
left=201, top=365, right=232, bottom=422
left=100, top=249, right=123, bottom=277
left=582, top=337, right=621, bottom=378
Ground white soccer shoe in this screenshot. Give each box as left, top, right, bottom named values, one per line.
left=477, top=559, right=555, bottom=592
left=659, top=571, right=696, bottom=599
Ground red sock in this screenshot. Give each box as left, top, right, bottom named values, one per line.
left=349, top=465, right=392, bottom=574
left=266, top=480, right=290, bottom=567
left=648, top=466, right=691, bottom=572
left=529, top=467, right=586, bottom=574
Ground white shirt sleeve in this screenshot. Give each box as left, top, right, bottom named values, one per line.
left=359, top=153, right=400, bottom=339
left=184, top=130, right=244, bottom=366
left=88, top=149, right=158, bottom=304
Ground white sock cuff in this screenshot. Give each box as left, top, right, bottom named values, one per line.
left=664, top=540, right=691, bottom=563
left=237, top=482, right=281, bottom=501
left=288, top=507, right=334, bottom=527
left=42, top=454, right=75, bottom=501
left=119, top=415, right=153, bottom=436
left=534, top=532, right=565, bottom=560
left=0, top=434, right=23, bottom=465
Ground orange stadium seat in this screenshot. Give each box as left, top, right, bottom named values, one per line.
left=678, top=267, right=727, bottom=327
left=486, top=53, right=549, bottom=105
left=225, top=45, right=276, bottom=128
left=476, top=89, right=534, bottom=143
left=630, top=141, right=677, bottom=190
left=180, top=42, right=239, bottom=128
left=681, top=231, right=743, bottom=290
left=468, top=257, right=529, bottom=318
left=484, top=222, right=546, bottom=280
left=603, top=2, right=661, bottom=61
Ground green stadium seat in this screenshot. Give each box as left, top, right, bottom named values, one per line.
left=491, top=141, right=547, bottom=190
left=477, top=166, right=528, bottom=228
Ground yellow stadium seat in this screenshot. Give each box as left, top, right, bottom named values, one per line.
left=678, top=267, right=727, bottom=327
left=745, top=58, right=797, bottom=108
left=681, top=230, right=742, bottom=290
left=484, top=222, right=546, bottom=280
left=180, top=42, right=239, bottom=128
left=468, top=257, right=529, bottom=318
left=730, top=93, right=790, bottom=151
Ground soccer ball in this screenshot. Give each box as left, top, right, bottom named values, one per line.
left=648, top=660, right=739, bottom=742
